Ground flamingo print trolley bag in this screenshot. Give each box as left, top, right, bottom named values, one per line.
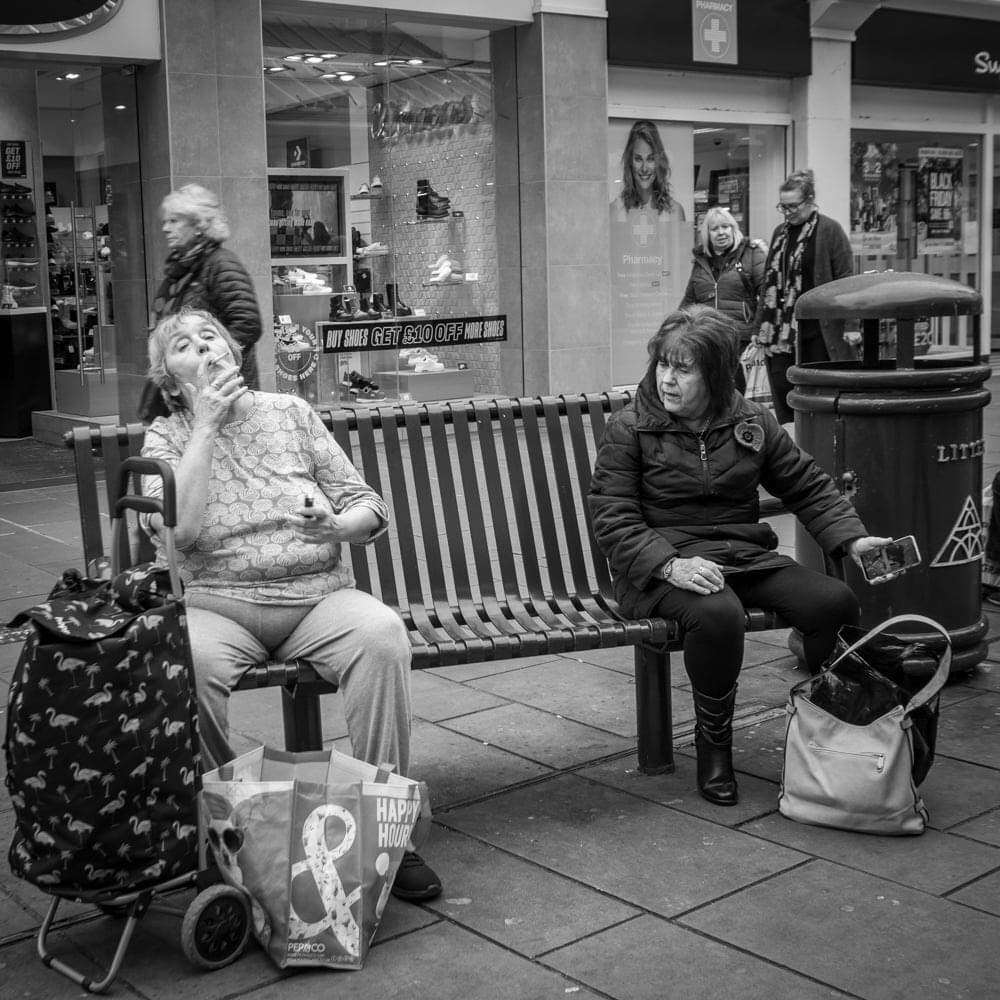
left=3, top=553, right=202, bottom=895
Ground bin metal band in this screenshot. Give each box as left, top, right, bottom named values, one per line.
left=789, top=388, right=992, bottom=416
left=787, top=363, right=992, bottom=392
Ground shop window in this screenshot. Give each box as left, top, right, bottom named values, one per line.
left=261, top=5, right=504, bottom=407
left=607, top=118, right=786, bottom=386
left=850, top=130, right=981, bottom=354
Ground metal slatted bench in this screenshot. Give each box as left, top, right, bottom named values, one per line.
left=65, top=392, right=790, bottom=775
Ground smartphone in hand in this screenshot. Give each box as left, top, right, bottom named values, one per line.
left=860, top=535, right=922, bottom=582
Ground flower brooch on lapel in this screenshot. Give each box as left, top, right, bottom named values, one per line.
left=735, top=421, right=765, bottom=453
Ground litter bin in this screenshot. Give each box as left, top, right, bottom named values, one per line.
left=788, top=271, right=990, bottom=673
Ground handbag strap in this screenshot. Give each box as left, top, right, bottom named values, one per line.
left=820, top=614, right=952, bottom=716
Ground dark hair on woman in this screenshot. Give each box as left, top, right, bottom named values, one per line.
left=781, top=168, right=816, bottom=203
left=646, top=306, right=738, bottom=418
left=621, top=119, right=675, bottom=214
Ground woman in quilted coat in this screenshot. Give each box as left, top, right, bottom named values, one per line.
left=680, top=207, right=766, bottom=390
left=588, top=306, right=892, bottom=807
left=139, top=184, right=262, bottom=421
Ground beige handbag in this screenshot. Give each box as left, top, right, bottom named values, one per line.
left=779, top=614, right=951, bottom=836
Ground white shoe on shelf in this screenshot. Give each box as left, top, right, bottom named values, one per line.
left=370, top=176, right=383, bottom=194
left=414, top=358, right=445, bottom=372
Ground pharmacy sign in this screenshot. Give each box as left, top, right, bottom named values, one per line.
left=692, top=0, right=738, bottom=66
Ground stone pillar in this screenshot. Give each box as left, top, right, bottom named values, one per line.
left=120, top=0, right=271, bottom=420
left=509, top=12, right=611, bottom=395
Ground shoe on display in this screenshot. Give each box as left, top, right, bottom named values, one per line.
left=0, top=182, right=31, bottom=197
left=390, top=851, right=442, bottom=902
left=371, top=292, right=393, bottom=318
left=385, top=283, right=413, bottom=317
left=414, top=358, right=445, bottom=372
left=6, top=257, right=39, bottom=268
left=352, top=227, right=368, bottom=252
left=369, top=176, right=383, bottom=194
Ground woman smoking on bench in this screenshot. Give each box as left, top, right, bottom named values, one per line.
left=587, top=306, right=892, bottom=807
left=139, top=307, right=440, bottom=901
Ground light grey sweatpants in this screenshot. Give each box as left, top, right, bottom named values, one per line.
left=184, top=588, right=412, bottom=774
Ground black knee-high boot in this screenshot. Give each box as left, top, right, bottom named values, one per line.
left=692, top=685, right=738, bottom=806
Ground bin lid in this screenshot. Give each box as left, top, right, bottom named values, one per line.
left=794, top=271, right=982, bottom=320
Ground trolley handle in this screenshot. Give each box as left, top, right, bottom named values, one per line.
left=112, top=456, right=182, bottom=595
left=115, top=457, right=177, bottom=526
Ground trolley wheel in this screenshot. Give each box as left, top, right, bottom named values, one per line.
left=181, top=883, right=251, bottom=970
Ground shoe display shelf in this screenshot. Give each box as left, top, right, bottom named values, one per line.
left=374, top=366, right=476, bottom=403
left=48, top=204, right=118, bottom=417
left=1, top=176, right=43, bottom=312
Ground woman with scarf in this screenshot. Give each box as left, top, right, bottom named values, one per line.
left=139, top=184, right=262, bottom=421
left=753, top=169, right=858, bottom=424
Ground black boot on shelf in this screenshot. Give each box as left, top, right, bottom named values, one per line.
left=692, top=685, right=739, bottom=806
left=360, top=295, right=380, bottom=318
left=371, top=292, right=393, bottom=318
left=384, top=283, right=413, bottom=317
left=416, top=178, right=451, bottom=218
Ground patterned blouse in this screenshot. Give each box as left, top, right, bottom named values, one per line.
left=141, top=392, right=388, bottom=603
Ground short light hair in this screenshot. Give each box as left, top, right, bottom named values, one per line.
left=147, top=308, right=242, bottom=412
left=699, top=207, right=744, bottom=255
left=160, top=183, right=230, bottom=242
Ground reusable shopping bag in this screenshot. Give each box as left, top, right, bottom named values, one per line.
left=739, top=342, right=772, bottom=408
left=200, top=745, right=428, bottom=970
left=779, top=614, right=951, bottom=836
left=4, top=565, right=202, bottom=894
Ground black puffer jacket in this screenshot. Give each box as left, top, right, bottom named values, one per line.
left=163, top=243, right=263, bottom=389
left=587, top=372, right=866, bottom=618
left=679, top=238, right=766, bottom=345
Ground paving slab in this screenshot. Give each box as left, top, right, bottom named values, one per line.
left=544, top=913, right=854, bottom=1000
left=425, top=653, right=563, bottom=684
left=440, top=701, right=635, bottom=769
left=578, top=752, right=784, bottom=827
left=467, top=657, right=638, bottom=736
left=949, top=807, right=1000, bottom=847
left=935, top=689, right=1000, bottom=768
left=920, top=756, right=1000, bottom=829
left=422, top=826, right=639, bottom=957
left=406, top=717, right=554, bottom=809
left=680, top=858, right=1000, bottom=1000
left=743, top=812, right=1000, bottom=895
left=237, top=920, right=606, bottom=1000
left=438, top=772, right=807, bottom=917
left=408, top=669, right=511, bottom=722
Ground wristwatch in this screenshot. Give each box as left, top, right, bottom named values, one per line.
left=661, top=558, right=677, bottom=582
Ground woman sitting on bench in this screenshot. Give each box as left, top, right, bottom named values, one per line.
left=139, top=307, right=440, bottom=902
left=588, top=306, right=891, bottom=807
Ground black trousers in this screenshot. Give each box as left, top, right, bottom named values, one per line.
left=765, top=323, right=827, bottom=424
left=651, top=563, right=860, bottom=698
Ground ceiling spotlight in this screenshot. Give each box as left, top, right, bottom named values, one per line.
left=114, top=104, right=127, bottom=110
left=338, top=73, right=356, bottom=81
left=319, top=53, right=338, bottom=60
left=265, top=65, right=288, bottom=73
left=304, top=55, right=324, bottom=64
left=406, top=58, right=424, bottom=66
left=284, top=54, right=303, bottom=62
left=373, top=59, right=389, bottom=67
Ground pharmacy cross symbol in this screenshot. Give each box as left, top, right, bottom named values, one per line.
left=632, top=211, right=656, bottom=246
left=703, top=18, right=728, bottom=54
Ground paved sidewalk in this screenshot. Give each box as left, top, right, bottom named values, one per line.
left=0, top=380, right=998, bottom=1000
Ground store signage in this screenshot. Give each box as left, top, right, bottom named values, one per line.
left=0, top=1, right=124, bottom=39
left=275, top=322, right=319, bottom=382
left=319, top=315, right=507, bottom=354
left=691, top=0, right=738, bottom=66
left=1, top=141, right=27, bottom=179
left=607, top=0, right=808, bottom=77
left=855, top=9, right=1000, bottom=92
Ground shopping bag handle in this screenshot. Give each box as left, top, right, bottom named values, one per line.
left=804, top=614, right=952, bottom=716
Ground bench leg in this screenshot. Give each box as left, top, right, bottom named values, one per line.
left=281, top=688, right=324, bottom=752
left=634, top=642, right=675, bottom=775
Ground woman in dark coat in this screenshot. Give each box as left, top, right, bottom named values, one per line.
left=139, top=184, right=262, bottom=421
left=680, top=206, right=766, bottom=390
left=588, top=306, right=891, bottom=806
left=753, top=168, right=858, bottom=424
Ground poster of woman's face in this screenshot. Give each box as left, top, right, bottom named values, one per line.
left=607, top=119, right=693, bottom=387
